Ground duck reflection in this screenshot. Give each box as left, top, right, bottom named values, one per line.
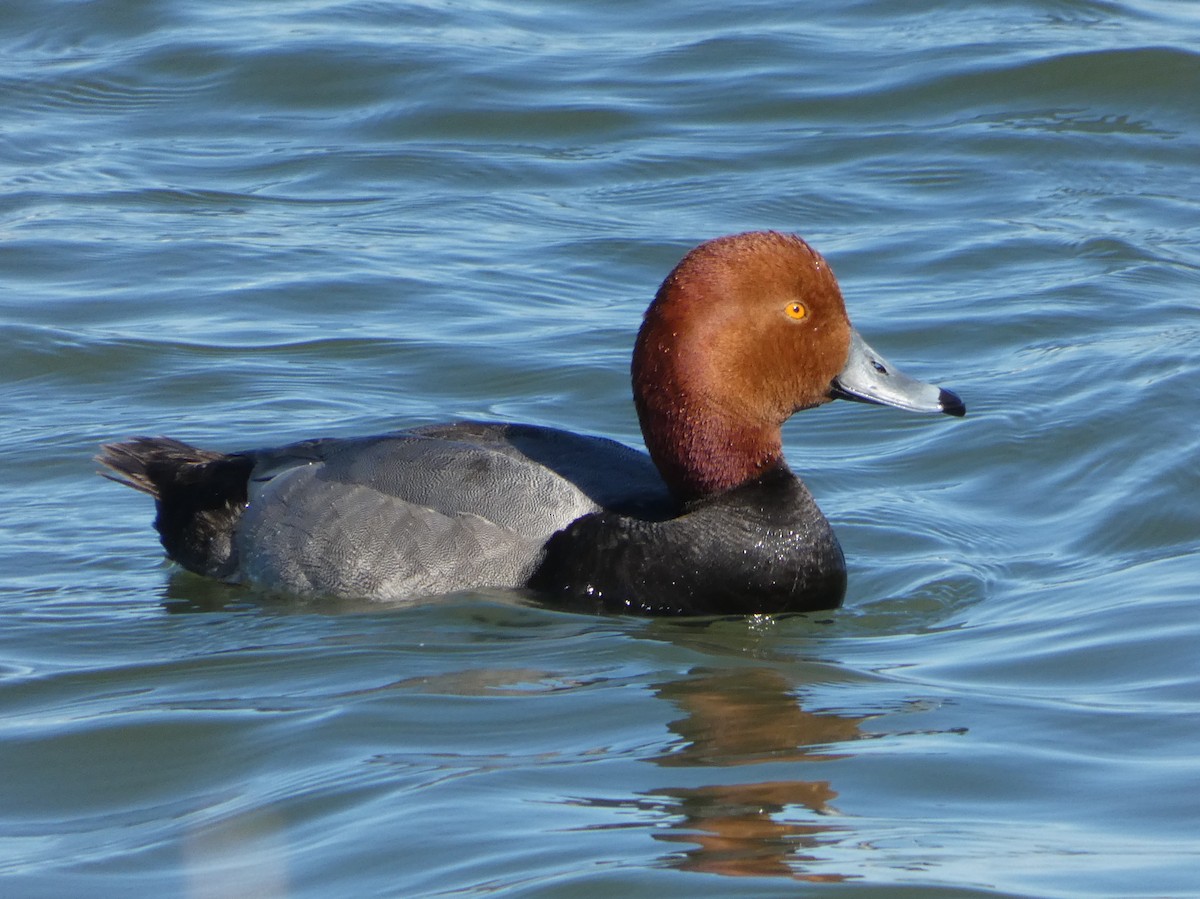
left=656, top=666, right=863, bottom=766
left=648, top=780, right=842, bottom=879
left=645, top=666, right=866, bottom=881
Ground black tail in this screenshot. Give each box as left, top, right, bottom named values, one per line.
left=97, top=437, right=254, bottom=579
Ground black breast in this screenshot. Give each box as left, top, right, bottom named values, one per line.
left=528, top=465, right=846, bottom=615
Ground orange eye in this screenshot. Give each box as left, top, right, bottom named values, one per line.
left=784, top=302, right=807, bottom=321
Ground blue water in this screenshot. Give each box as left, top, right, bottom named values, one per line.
left=2, top=1, right=1199, bottom=896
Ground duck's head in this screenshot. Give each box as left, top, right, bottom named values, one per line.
left=632, top=231, right=964, bottom=501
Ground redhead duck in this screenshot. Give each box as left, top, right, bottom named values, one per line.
left=99, top=232, right=964, bottom=615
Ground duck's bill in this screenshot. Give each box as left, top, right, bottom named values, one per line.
left=831, top=331, right=966, bottom=417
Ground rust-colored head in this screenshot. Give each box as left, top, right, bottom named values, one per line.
left=632, top=231, right=853, bottom=500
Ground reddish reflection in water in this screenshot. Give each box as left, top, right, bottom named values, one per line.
left=656, top=666, right=864, bottom=767
left=650, top=778, right=845, bottom=880
left=572, top=665, right=867, bottom=881
left=646, top=667, right=866, bottom=880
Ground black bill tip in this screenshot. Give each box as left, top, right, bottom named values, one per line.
left=939, top=388, right=966, bottom=417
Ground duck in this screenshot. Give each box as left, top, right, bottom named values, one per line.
left=99, top=231, right=964, bottom=615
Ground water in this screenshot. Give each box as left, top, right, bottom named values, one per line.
left=2, top=0, right=1198, bottom=895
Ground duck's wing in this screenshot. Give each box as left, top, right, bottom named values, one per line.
left=405, top=421, right=673, bottom=518
left=236, top=422, right=672, bottom=599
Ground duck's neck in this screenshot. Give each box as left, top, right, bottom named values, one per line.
left=638, top=400, right=785, bottom=501
left=633, top=319, right=787, bottom=500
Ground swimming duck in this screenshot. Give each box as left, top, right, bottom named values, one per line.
left=99, top=231, right=964, bottom=615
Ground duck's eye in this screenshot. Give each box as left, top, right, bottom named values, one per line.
left=784, top=302, right=807, bottom=321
